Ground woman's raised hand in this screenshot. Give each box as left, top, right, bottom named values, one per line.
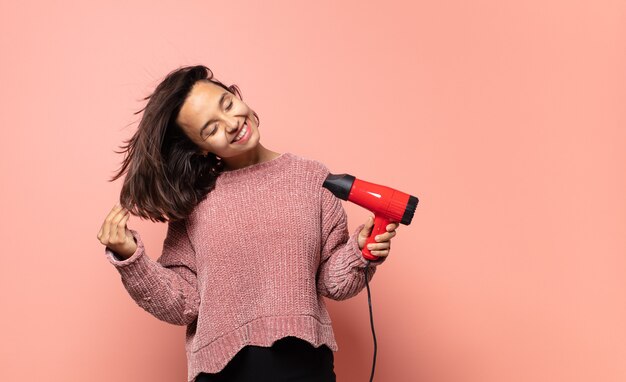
left=97, top=203, right=137, bottom=259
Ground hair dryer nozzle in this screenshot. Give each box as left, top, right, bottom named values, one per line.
left=402, top=195, right=419, bottom=225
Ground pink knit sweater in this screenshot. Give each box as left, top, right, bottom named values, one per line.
left=105, top=152, right=386, bottom=382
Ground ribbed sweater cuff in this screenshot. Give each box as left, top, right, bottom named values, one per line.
left=104, top=229, right=151, bottom=276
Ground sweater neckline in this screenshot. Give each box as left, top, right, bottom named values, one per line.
left=216, top=152, right=290, bottom=184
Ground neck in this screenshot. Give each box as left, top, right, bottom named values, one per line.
left=222, top=144, right=275, bottom=172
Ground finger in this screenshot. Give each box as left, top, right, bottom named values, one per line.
left=370, top=249, right=389, bottom=258
left=104, top=205, right=127, bottom=243
left=386, top=223, right=399, bottom=232
left=100, top=203, right=124, bottom=242
left=109, top=208, right=129, bottom=243
left=367, top=242, right=390, bottom=251
left=360, top=216, right=375, bottom=236
left=116, top=211, right=131, bottom=242
left=375, top=231, right=396, bottom=242
left=373, top=242, right=390, bottom=257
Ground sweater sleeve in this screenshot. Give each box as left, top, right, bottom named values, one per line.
left=104, top=219, right=200, bottom=326
left=316, top=186, right=387, bottom=301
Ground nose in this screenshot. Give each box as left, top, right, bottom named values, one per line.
left=225, top=119, right=239, bottom=134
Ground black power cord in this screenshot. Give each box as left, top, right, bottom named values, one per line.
left=364, top=260, right=377, bottom=382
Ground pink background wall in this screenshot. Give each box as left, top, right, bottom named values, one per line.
left=1, top=0, right=625, bottom=381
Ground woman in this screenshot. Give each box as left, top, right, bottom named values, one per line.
left=96, top=65, right=398, bottom=382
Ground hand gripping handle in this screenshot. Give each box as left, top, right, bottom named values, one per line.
left=362, top=214, right=393, bottom=262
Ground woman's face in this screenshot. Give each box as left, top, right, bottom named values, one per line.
left=176, top=80, right=258, bottom=159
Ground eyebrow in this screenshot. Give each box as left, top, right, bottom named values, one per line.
left=199, top=92, right=229, bottom=137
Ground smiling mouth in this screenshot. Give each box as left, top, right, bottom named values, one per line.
left=232, top=120, right=249, bottom=143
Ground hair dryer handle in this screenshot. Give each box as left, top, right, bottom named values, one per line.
left=362, top=214, right=392, bottom=262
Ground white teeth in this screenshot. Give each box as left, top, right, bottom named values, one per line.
left=234, top=123, right=248, bottom=142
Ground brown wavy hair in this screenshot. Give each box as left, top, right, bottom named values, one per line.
left=109, top=65, right=260, bottom=223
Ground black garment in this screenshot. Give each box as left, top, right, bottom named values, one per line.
left=196, top=336, right=336, bottom=382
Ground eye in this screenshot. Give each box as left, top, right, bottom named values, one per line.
left=205, top=99, right=234, bottom=138
left=209, top=124, right=218, bottom=136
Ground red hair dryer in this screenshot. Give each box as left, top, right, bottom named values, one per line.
left=323, top=173, right=419, bottom=262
